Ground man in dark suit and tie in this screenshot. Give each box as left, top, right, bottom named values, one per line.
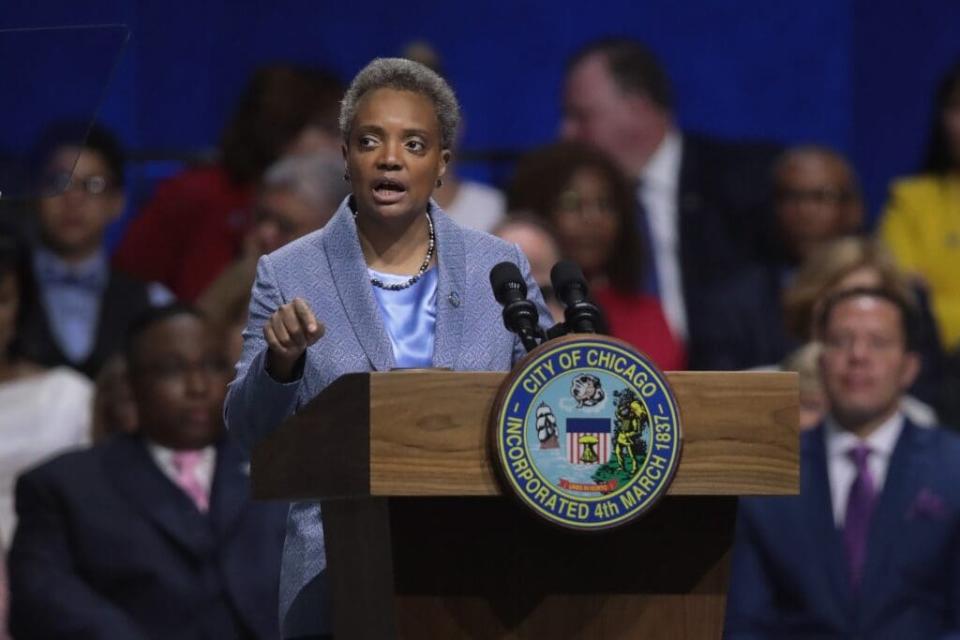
left=561, top=38, right=781, bottom=362
left=8, top=304, right=287, bottom=639
left=726, top=288, right=960, bottom=639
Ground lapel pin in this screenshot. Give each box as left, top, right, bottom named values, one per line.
left=448, top=291, right=461, bottom=308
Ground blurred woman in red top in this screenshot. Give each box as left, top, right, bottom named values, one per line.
left=508, top=141, right=685, bottom=370
left=113, top=66, right=344, bottom=301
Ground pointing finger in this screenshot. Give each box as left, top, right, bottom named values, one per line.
left=293, top=298, right=319, bottom=334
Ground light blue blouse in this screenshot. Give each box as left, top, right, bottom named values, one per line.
left=368, top=267, right=437, bottom=368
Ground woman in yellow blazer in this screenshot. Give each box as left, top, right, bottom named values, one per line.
left=880, top=59, right=960, bottom=351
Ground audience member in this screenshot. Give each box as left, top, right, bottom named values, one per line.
left=403, top=40, right=506, bottom=231
left=8, top=304, right=287, bottom=639
left=773, top=146, right=864, bottom=264
left=726, top=288, right=960, bottom=638
left=696, top=234, right=942, bottom=424
left=785, top=238, right=943, bottom=410
left=561, top=38, right=781, bottom=348
left=19, top=123, right=169, bottom=378
left=508, top=141, right=685, bottom=370
left=879, top=58, right=960, bottom=352
left=433, top=161, right=507, bottom=232
left=781, top=342, right=827, bottom=432
left=0, top=228, right=91, bottom=549
left=492, top=214, right=565, bottom=323
left=689, top=145, right=864, bottom=370
left=113, top=65, right=344, bottom=301
left=249, top=151, right=349, bottom=256
left=198, top=151, right=349, bottom=370
left=91, top=353, right=138, bottom=443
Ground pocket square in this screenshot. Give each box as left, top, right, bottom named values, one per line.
left=906, top=488, right=948, bottom=520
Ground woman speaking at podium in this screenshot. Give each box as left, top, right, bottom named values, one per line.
left=225, top=58, right=548, bottom=638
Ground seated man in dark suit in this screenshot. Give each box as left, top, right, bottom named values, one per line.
left=688, top=145, right=864, bottom=371
left=20, top=123, right=172, bottom=378
left=726, top=288, right=960, bottom=639
left=8, top=304, right=287, bottom=639
left=561, top=38, right=781, bottom=354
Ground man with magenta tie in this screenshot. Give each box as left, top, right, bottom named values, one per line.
left=725, top=288, right=960, bottom=639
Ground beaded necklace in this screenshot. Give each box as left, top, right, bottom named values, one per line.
left=361, top=211, right=436, bottom=291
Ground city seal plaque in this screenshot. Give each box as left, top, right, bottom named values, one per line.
left=492, top=335, right=682, bottom=530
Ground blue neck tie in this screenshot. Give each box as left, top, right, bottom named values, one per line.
left=635, top=189, right=660, bottom=298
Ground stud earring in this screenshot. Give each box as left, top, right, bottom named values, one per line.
left=436, top=178, right=443, bottom=188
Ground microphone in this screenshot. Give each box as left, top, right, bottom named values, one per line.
left=550, top=260, right=603, bottom=334
left=490, top=262, right=544, bottom=352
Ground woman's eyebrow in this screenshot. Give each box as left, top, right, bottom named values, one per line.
left=402, top=128, right=430, bottom=137
left=354, top=124, right=385, bottom=135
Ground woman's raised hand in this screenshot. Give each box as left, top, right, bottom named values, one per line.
left=264, top=298, right=325, bottom=381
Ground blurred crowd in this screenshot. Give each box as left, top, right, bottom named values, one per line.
left=1, top=37, right=960, bottom=638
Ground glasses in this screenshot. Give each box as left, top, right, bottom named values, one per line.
left=822, top=334, right=902, bottom=355
left=137, top=357, right=230, bottom=381
left=555, top=191, right=615, bottom=218
left=41, top=171, right=113, bottom=197
left=776, top=187, right=853, bottom=207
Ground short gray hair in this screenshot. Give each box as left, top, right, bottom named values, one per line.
left=262, top=151, right=349, bottom=212
left=339, top=57, right=460, bottom=149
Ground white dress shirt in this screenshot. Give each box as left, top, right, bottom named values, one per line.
left=824, top=412, right=904, bottom=527
left=147, top=442, right=217, bottom=496
left=639, top=129, right=686, bottom=341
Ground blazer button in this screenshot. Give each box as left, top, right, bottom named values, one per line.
left=448, top=291, right=461, bottom=307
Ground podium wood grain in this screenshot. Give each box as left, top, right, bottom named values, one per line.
left=252, top=369, right=799, bottom=501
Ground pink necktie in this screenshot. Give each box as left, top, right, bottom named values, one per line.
left=171, top=450, right=209, bottom=513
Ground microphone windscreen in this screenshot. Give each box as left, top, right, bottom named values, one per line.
left=490, top=262, right=527, bottom=304
left=550, top=260, right=589, bottom=298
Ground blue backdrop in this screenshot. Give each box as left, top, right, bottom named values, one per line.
left=4, top=0, right=960, bottom=227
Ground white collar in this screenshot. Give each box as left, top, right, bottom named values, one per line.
left=146, top=440, right=217, bottom=471
left=640, top=128, right=683, bottom=190
left=824, top=411, right=904, bottom=461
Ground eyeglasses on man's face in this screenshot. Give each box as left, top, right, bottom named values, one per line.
left=776, top=187, right=853, bottom=207
left=137, top=356, right=230, bottom=382
left=41, top=171, right=114, bottom=197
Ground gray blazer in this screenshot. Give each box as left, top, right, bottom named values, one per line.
left=225, top=198, right=547, bottom=637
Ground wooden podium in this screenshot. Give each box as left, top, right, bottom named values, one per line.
left=252, top=370, right=798, bottom=639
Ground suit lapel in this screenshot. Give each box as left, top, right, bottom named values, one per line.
left=102, top=435, right=214, bottom=558
left=322, top=201, right=395, bottom=371
left=208, top=438, right=250, bottom=537
left=676, top=138, right=708, bottom=345
left=805, top=427, right=854, bottom=618
left=88, top=273, right=128, bottom=375
left=21, top=292, right=68, bottom=368
left=431, top=207, right=465, bottom=369
left=859, top=421, right=925, bottom=617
